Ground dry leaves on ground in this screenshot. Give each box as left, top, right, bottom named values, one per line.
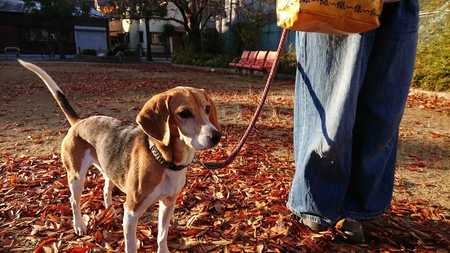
left=0, top=62, right=449, bottom=252
left=1, top=125, right=448, bottom=252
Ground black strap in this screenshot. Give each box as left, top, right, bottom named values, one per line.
left=149, top=144, right=187, bottom=171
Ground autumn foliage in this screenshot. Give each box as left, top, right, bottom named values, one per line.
left=0, top=62, right=449, bottom=252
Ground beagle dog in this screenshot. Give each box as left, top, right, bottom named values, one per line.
left=18, top=60, right=221, bottom=253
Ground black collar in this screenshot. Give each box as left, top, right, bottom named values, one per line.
left=149, top=144, right=187, bottom=171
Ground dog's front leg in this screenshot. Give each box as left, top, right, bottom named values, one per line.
left=123, top=207, right=139, bottom=253
left=123, top=190, right=159, bottom=253
left=157, top=196, right=176, bottom=253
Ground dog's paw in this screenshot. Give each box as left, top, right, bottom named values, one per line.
left=157, top=247, right=170, bottom=253
left=157, top=243, right=170, bottom=253
left=73, top=221, right=87, bottom=236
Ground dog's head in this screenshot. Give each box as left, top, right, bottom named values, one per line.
left=137, top=86, right=221, bottom=150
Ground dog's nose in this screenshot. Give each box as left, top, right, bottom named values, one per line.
left=211, top=130, right=221, bottom=145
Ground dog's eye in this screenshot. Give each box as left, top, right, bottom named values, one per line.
left=205, top=105, right=211, bottom=114
left=178, top=109, right=193, bottom=119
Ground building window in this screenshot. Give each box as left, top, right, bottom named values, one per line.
left=151, top=33, right=162, bottom=45
left=139, top=31, right=144, bottom=43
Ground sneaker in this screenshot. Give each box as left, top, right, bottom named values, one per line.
left=299, top=217, right=330, bottom=232
left=335, top=218, right=365, bottom=243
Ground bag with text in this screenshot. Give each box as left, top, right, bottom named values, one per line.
left=277, top=0, right=383, bottom=34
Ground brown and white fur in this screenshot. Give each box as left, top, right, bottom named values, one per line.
left=18, top=59, right=221, bottom=253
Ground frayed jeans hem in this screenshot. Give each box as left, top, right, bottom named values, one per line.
left=287, top=203, right=334, bottom=228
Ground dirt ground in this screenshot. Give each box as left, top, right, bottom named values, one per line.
left=0, top=61, right=449, bottom=252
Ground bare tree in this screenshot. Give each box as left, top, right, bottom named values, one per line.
left=24, top=0, right=77, bottom=59
left=112, top=0, right=167, bottom=61
left=109, top=0, right=224, bottom=52
left=164, top=0, right=224, bottom=51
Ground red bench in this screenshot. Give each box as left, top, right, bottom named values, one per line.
left=229, top=50, right=250, bottom=68
left=263, top=51, right=277, bottom=72
left=229, top=50, right=276, bottom=73
left=241, top=51, right=259, bottom=68
left=250, top=51, right=268, bottom=71
left=229, top=51, right=258, bottom=70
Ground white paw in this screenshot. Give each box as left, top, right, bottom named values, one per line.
left=157, top=246, right=170, bottom=253
left=73, top=221, right=87, bottom=235
left=104, top=199, right=112, bottom=209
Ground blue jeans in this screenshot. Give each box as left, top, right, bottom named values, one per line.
left=287, top=1, right=419, bottom=226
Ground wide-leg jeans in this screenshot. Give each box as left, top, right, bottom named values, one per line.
left=287, top=1, right=419, bottom=226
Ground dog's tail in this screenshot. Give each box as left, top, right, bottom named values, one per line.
left=18, top=59, right=79, bottom=126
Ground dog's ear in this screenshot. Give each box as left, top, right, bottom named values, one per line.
left=136, top=94, right=171, bottom=146
left=205, top=91, right=220, bottom=131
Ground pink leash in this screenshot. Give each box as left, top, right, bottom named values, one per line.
left=199, top=29, right=289, bottom=169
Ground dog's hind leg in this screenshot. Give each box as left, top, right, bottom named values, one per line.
left=62, top=136, right=95, bottom=236
left=103, top=177, right=114, bottom=209
left=92, top=164, right=115, bottom=210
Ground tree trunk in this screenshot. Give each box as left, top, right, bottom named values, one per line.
left=57, top=22, right=66, bottom=59
left=187, top=26, right=202, bottom=52
left=145, top=17, right=153, bottom=61
left=57, top=33, right=66, bottom=59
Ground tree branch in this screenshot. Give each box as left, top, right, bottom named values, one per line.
left=155, top=16, right=185, bottom=25
left=171, top=0, right=191, bottom=31
left=200, top=14, right=213, bottom=31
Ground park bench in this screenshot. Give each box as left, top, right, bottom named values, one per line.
left=4, top=47, right=20, bottom=59
left=240, top=51, right=259, bottom=69
left=229, top=50, right=250, bottom=68
left=263, top=51, right=277, bottom=72
left=250, top=51, right=268, bottom=71
left=229, top=50, right=276, bottom=73
left=229, top=51, right=258, bottom=70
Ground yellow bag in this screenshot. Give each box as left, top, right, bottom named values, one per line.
left=277, top=0, right=383, bottom=34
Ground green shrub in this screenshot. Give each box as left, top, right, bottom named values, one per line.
left=172, top=50, right=194, bottom=65
left=81, top=49, right=97, bottom=56
left=419, top=0, right=447, bottom=12
left=279, top=44, right=296, bottom=75
left=413, top=1, right=449, bottom=91
left=202, top=28, right=223, bottom=54
left=234, top=22, right=261, bottom=51
left=123, top=49, right=138, bottom=57
left=413, top=27, right=450, bottom=92
left=172, top=50, right=233, bottom=68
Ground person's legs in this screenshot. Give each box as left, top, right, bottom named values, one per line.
left=344, top=0, right=419, bottom=219
left=288, top=31, right=375, bottom=227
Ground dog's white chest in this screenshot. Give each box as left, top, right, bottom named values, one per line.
left=159, top=169, right=187, bottom=198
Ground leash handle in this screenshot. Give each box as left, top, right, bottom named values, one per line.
left=200, top=29, right=290, bottom=169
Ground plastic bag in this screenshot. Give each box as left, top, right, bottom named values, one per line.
left=277, top=0, right=383, bottom=34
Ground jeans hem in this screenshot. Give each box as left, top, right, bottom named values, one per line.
left=287, top=203, right=334, bottom=227
left=288, top=202, right=391, bottom=223
left=344, top=205, right=390, bottom=220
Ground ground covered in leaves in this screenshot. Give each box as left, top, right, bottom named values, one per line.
left=0, top=62, right=449, bottom=252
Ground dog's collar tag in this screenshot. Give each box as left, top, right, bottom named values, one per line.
left=149, top=144, right=187, bottom=171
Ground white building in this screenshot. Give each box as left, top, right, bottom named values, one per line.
left=108, top=2, right=184, bottom=56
